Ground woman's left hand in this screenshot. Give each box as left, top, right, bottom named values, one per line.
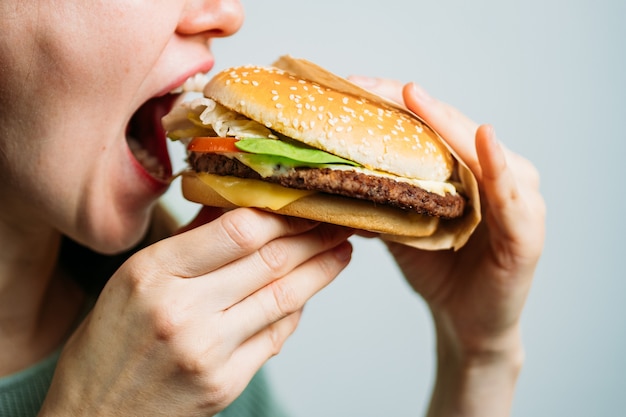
left=350, top=76, right=546, bottom=416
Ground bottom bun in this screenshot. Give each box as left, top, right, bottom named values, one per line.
left=182, top=173, right=439, bottom=238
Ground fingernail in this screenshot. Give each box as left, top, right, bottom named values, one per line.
left=333, top=241, right=353, bottom=262
left=348, top=75, right=379, bottom=88
left=409, top=82, right=432, bottom=102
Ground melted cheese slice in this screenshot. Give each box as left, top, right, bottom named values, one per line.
left=197, top=172, right=315, bottom=210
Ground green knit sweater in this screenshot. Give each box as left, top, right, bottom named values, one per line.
left=0, top=350, right=287, bottom=417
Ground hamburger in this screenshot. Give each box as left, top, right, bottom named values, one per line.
left=163, top=56, right=480, bottom=250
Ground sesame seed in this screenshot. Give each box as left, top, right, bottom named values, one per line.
left=342, top=97, right=349, bottom=104
left=252, top=81, right=259, bottom=86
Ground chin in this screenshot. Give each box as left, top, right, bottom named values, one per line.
left=73, top=200, right=157, bottom=256
left=83, top=94, right=179, bottom=254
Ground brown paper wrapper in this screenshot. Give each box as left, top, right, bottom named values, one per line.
left=271, top=55, right=481, bottom=251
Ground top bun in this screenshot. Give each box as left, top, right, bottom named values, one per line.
left=204, top=65, right=454, bottom=182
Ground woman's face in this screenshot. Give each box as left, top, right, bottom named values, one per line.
left=0, top=0, right=243, bottom=253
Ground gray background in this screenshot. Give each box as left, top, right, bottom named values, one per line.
left=162, top=1, right=626, bottom=416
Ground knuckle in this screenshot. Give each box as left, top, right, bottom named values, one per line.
left=258, top=241, right=289, bottom=275
left=175, top=352, right=210, bottom=377
left=148, top=302, right=186, bottom=343
left=116, top=250, right=157, bottom=296
left=202, top=374, right=237, bottom=411
left=266, top=323, right=285, bottom=357
left=268, top=279, right=300, bottom=318
left=220, top=209, right=259, bottom=251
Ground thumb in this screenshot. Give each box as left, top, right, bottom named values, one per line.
left=175, top=206, right=226, bottom=235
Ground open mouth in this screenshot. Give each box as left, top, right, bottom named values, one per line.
left=126, top=94, right=177, bottom=183
left=126, top=73, right=211, bottom=184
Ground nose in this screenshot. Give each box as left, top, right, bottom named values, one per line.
left=177, top=0, right=244, bottom=38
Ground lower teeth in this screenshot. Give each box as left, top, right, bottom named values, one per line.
left=128, top=137, right=166, bottom=180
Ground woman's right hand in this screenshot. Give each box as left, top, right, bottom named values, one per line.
left=40, top=208, right=353, bottom=417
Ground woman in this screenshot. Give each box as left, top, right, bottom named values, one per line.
left=0, top=0, right=545, bottom=416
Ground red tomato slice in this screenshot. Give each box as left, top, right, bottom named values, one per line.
left=187, top=137, right=240, bottom=153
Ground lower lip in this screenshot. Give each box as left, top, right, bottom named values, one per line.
left=127, top=95, right=177, bottom=194
left=127, top=145, right=171, bottom=194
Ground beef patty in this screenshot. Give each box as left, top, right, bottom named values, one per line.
left=188, top=152, right=466, bottom=219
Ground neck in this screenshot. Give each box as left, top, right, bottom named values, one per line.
left=0, top=218, right=84, bottom=376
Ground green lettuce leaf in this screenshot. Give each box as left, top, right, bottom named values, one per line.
left=235, top=138, right=360, bottom=167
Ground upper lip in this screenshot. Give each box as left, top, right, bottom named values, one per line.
left=156, top=59, right=215, bottom=97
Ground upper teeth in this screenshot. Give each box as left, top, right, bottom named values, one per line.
left=169, top=72, right=211, bottom=94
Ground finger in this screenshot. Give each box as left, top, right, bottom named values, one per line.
left=503, top=147, right=542, bottom=193
left=204, top=224, right=355, bottom=306
left=150, top=209, right=320, bottom=278
left=402, top=82, right=483, bottom=178
left=222, top=239, right=352, bottom=347
left=174, top=206, right=225, bottom=235
left=476, top=125, right=535, bottom=245
left=226, top=309, right=303, bottom=395
left=348, top=75, right=405, bottom=104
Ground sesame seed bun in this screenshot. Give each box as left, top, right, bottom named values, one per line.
left=172, top=56, right=481, bottom=250
left=204, top=66, right=454, bottom=182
